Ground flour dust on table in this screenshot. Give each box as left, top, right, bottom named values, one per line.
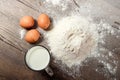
left=45, top=15, right=119, bottom=79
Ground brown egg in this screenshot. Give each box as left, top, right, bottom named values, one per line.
left=38, top=14, right=50, bottom=30
left=25, top=29, right=40, bottom=43
left=20, top=16, right=34, bottom=29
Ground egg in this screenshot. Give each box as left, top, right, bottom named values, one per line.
left=20, top=16, right=34, bottom=29
left=38, top=14, right=50, bottom=30
left=25, top=29, right=41, bottom=43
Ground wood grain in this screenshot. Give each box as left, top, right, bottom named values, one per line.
left=0, top=0, right=50, bottom=80
left=0, top=0, right=120, bottom=80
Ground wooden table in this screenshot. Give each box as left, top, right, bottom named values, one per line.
left=0, top=0, right=120, bottom=80
left=0, top=0, right=52, bottom=80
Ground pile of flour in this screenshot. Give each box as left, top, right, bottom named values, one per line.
left=45, top=15, right=119, bottom=78
left=46, top=16, right=99, bottom=67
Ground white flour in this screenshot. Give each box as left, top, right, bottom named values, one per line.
left=46, top=16, right=98, bottom=67
left=45, top=15, right=119, bottom=77
left=45, top=0, right=69, bottom=11
left=46, top=0, right=61, bottom=5
left=19, top=29, right=26, bottom=39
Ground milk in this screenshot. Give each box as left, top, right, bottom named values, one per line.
left=25, top=46, right=50, bottom=71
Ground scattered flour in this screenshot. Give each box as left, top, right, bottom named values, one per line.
left=45, top=15, right=119, bottom=77
left=19, top=29, right=26, bottom=39
left=45, top=0, right=70, bottom=11
left=46, top=0, right=61, bottom=5
left=95, top=50, right=118, bottom=75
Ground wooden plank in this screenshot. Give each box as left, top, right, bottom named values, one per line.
left=0, top=0, right=120, bottom=79
left=0, top=40, right=51, bottom=80
left=0, top=0, right=51, bottom=79
left=0, top=0, right=40, bottom=52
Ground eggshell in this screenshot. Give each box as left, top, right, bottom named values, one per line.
left=20, top=16, right=34, bottom=29
left=25, top=29, right=40, bottom=43
left=38, top=14, right=50, bottom=30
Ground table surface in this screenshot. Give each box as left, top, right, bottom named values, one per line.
left=0, top=0, right=120, bottom=80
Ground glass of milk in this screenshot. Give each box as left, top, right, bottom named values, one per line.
left=25, top=45, right=53, bottom=76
